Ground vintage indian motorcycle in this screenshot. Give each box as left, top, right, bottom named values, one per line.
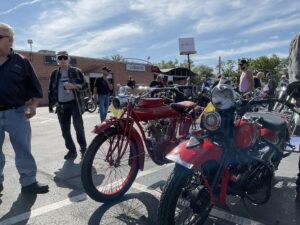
left=81, top=86, right=203, bottom=203
left=158, top=82, right=300, bottom=225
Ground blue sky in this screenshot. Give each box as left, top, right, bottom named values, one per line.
left=1, top=0, right=299, bottom=67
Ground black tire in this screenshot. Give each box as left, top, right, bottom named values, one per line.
left=87, top=101, right=97, bottom=113
left=158, top=165, right=211, bottom=225
left=81, top=127, right=139, bottom=203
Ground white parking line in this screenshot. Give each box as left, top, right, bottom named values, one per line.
left=0, top=163, right=174, bottom=225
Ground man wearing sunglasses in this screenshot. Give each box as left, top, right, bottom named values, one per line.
left=48, top=51, right=87, bottom=160
left=0, top=23, right=49, bottom=194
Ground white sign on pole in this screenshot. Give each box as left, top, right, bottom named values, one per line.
left=179, top=38, right=197, bottom=55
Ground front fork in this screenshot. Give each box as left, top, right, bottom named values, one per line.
left=201, top=147, right=232, bottom=207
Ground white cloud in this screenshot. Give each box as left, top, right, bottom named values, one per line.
left=194, top=0, right=300, bottom=35
left=129, top=0, right=201, bottom=26
left=8, top=0, right=300, bottom=64
left=196, top=40, right=290, bottom=60
left=241, top=14, right=300, bottom=35
left=0, top=0, right=44, bottom=16
left=66, top=23, right=143, bottom=56
left=148, top=39, right=177, bottom=50
left=269, top=35, right=279, bottom=40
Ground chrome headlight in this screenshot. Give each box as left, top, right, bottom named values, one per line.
left=112, top=96, right=128, bottom=109
left=211, top=84, right=235, bottom=110
left=202, top=111, right=221, bottom=131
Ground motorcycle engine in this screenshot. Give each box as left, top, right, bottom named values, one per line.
left=231, top=143, right=278, bottom=204
left=146, top=119, right=170, bottom=148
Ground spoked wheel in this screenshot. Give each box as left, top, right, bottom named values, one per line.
left=158, top=165, right=212, bottom=225
left=86, top=100, right=97, bottom=113
left=81, top=127, right=139, bottom=203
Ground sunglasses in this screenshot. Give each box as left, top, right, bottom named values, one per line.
left=0, top=35, right=9, bottom=39
left=57, top=55, right=68, bottom=60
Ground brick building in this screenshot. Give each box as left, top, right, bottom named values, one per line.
left=17, top=50, right=155, bottom=106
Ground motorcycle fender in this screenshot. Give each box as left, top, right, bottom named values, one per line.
left=166, top=139, right=223, bottom=170
left=92, top=119, right=117, bottom=134
left=92, top=119, right=145, bottom=171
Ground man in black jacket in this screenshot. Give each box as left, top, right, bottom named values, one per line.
left=48, top=51, right=87, bottom=160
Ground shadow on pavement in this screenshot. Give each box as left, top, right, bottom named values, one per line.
left=88, top=192, right=159, bottom=225
left=53, top=160, right=86, bottom=202
left=0, top=193, right=37, bottom=225
left=226, top=176, right=300, bottom=225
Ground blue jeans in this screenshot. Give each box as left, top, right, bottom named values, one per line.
left=98, top=95, right=110, bottom=122
left=0, top=106, right=37, bottom=186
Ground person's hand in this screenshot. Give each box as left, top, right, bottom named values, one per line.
left=25, top=105, right=37, bottom=119
left=64, top=82, right=79, bottom=90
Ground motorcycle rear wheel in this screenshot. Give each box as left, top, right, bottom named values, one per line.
left=158, top=165, right=211, bottom=225
left=81, top=127, right=139, bottom=203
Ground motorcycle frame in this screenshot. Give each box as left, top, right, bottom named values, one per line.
left=93, top=98, right=195, bottom=171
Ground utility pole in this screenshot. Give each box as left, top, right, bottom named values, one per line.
left=218, top=56, right=221, bottom=74
left=27, top=39, right=33, bottom=61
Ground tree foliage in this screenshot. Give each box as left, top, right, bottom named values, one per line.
left=192, top=65, right=214, bottom=83
left=110, top=54, right=124, bottom=61
left=157, top=59, right=179, bottom=69
left=249, top=54, right=287, bottom=81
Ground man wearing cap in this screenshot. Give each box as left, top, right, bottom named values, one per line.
left=48, top=51, right=87, bottom=160
left=0, top=23, right=49, bottom=194
left=238, top=59, right=254, bottom=93
left=94, top=66, right=113, bottom=122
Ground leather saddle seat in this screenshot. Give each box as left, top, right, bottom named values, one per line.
left=244, top=112, right=287, bottom=131
left=170, top=101, right=197, bottom=114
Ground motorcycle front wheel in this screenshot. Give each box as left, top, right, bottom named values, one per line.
left=81, top=127, right=139, bottom=203
left=158, top=165, right=212, bottom=225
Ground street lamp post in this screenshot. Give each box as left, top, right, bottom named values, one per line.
left=27, top=39, right=33, bottom=61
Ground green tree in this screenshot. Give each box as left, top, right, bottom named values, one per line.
left=110, top=54, right=123, bottom=61
left=192, top=65, right=214, bottom=83
left=249, top=54, right=282, bottom=82
left=179, top=59, right=195, bottom=69
left=157, top=59, right=179, bottom=69
left=215, top=60, right=240, bottom=78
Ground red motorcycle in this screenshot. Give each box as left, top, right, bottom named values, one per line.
left=158, top=82, right=300, bottom=225
left=81, top=86, right=203, bottom=203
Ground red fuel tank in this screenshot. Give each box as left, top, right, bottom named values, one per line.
left=234, top=119, right=260, bottom=149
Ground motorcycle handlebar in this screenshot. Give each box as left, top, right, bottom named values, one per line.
left=239, top=98, right=300, bottom=115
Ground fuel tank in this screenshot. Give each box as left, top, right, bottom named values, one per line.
left=134, top=98, right=180, bottom=121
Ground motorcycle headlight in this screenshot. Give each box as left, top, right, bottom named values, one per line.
left=211, top=84, right=235, bottom=110
left=112, top=96, right=128, bottom=109
left=202, top=111, right=221, bottom=131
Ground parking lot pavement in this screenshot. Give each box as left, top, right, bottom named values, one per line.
left=0, top=107, right=300, bottom=225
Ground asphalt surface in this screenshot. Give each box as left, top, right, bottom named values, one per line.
left=0, top=107, right=299, bottom=225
